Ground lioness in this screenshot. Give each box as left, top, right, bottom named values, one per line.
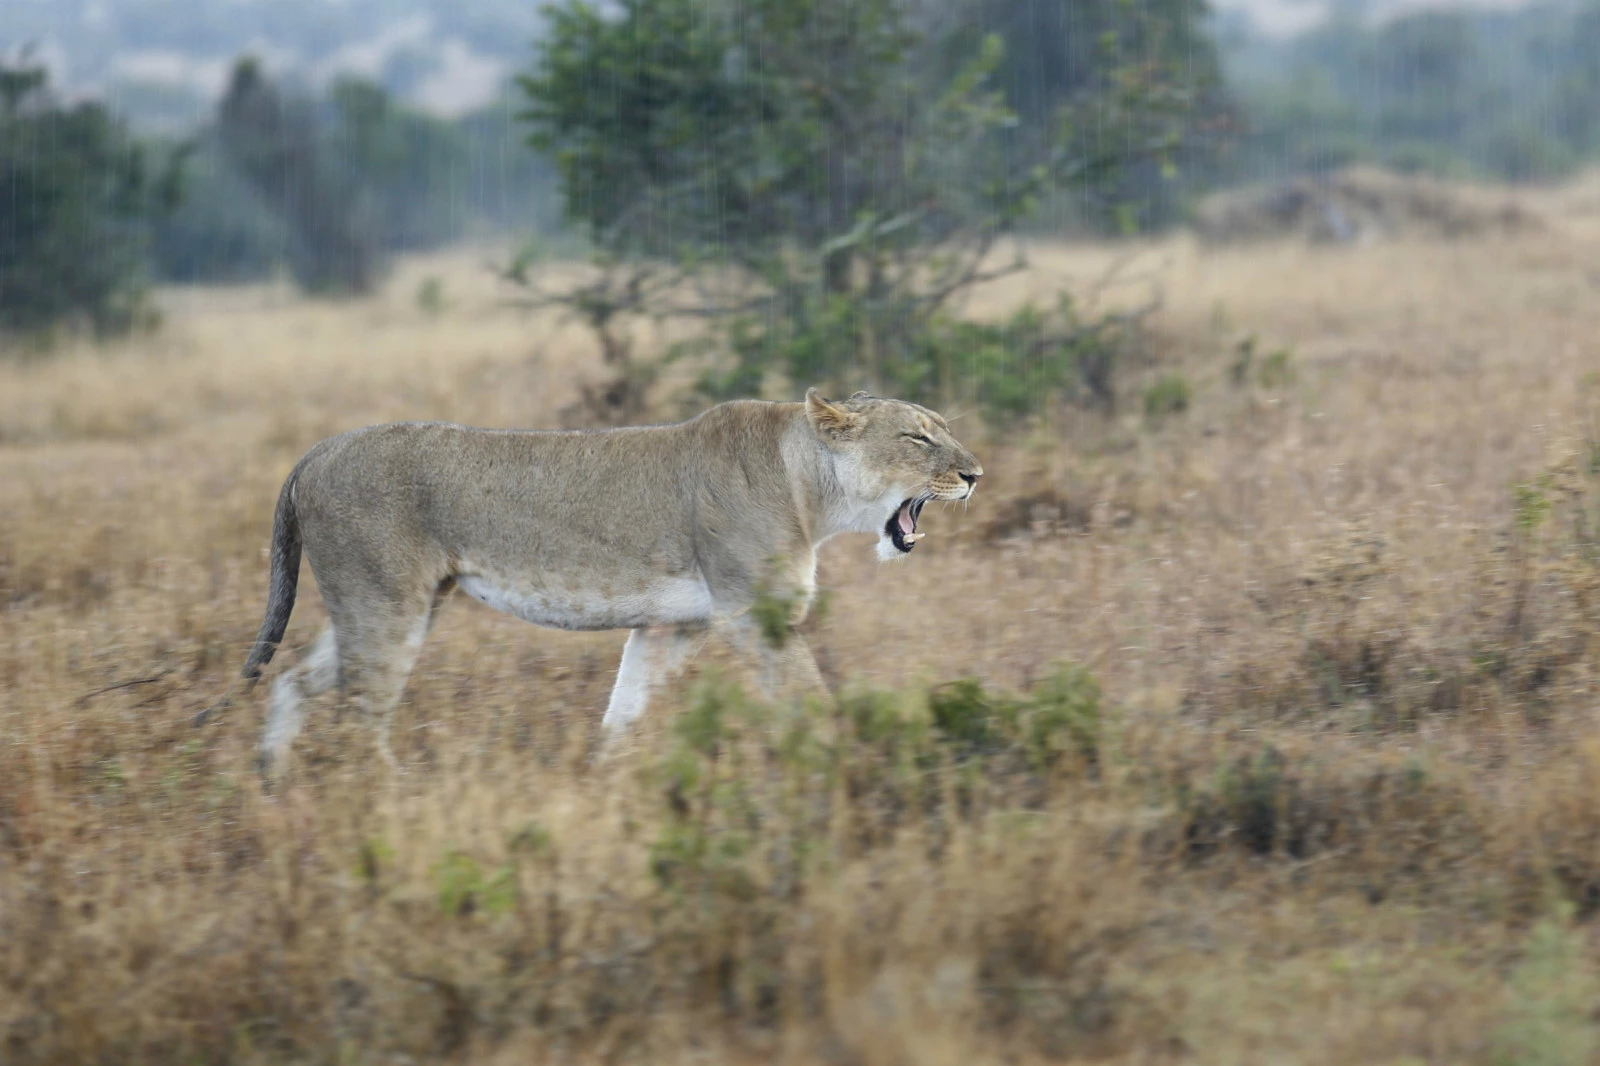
left=228, top=389, right=982, bottom=774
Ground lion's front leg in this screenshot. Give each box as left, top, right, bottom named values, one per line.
left=600, top=624, right=707, bottom=740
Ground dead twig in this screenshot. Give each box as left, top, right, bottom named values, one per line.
left=75, top=674, right=169, bottom=707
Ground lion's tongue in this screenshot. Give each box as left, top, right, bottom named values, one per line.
left=897, top=502, right=916, bottom=536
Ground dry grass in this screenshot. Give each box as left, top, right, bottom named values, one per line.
left=3, top=213, right=1600, bottom=1064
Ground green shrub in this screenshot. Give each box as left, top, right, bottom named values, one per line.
left=1143, top=374, right=1191, bottom=418
left=1230, top=337, right=1296, bottom=389
left=415, top=276, right=446, bottom=315
left=926, top=665, right=1104, bottom=768
left=1023, top=664, right=1105, bottom=769
left=1493, top=905, right=1600, bottom=1065
left=929, top=678, right=1011, bottom=751
left=1258, top=347, right=1296, bottom=388
left=432, top=850, right=517, bottom=918
left=519, top=0, right=1198, bottom=423
left=648, top=664, right=1111, bottom=901
left=0, top=59, right=181, bottom=336
left=692, top=292, right=1138, bottom=423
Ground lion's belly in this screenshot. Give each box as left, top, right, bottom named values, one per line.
left=455, top=572, right=714, bottom=631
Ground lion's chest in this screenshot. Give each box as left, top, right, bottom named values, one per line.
left=456, top=572, right=714, bottom=632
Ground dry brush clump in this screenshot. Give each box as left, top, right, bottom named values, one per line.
left=9, top=636, right=1600, bottom=1063
left=1174, top=441, right=1600, bottom=739
left=0, top=658, right=1141, bottom=1063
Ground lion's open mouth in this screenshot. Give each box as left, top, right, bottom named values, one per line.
left=887, top=495, right=930, bottom=553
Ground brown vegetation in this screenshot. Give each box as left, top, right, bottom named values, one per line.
left=3, top=215, right=1600, bottom=1063
left=1193, top=165, right=1544, bottom=246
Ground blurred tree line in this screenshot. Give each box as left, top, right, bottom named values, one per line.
left=14, top=0, right=1600, bottom=347
left=180, top=59, right=562, bottom=293
left=1226, top=0, right=1600, bottom=182
left=0, top=50, right=561, bottom=328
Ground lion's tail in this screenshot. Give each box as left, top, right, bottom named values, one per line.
left=194, top=464, right=306, bottom=728
left=241, top=466, right=304, bottom=686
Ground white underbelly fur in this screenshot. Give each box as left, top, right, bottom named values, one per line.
left=456, top=572, right=714, bottom=631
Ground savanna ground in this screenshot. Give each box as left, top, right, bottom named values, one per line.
left=5, top=175, right=1600, bottom=1065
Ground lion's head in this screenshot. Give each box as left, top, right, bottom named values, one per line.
left=804, top=388, right=983, bottom=560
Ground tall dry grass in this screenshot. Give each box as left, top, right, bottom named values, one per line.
left=3, top=222, right=1600, bottom=1064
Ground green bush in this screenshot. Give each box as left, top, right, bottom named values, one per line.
left=1493, top=905, right=1600, bottom=1066
left=1025, top=664, right=1105, bottom=769
left=929, top=678, right=1009, bottom=751
left=1229, top=336, right=1297, bottom=389
left=415, top=276, right=446, bottom=315
left=1142, top=373, right=1191, bottom=418
left=0, top=59, right=180, bottom=336
left=649, top=664, right=1111, bottom=895
left=1257, top=347, right=1296, bottom=388
left=432, top=850, right=517, bottom=918
left=519, top=0, right=1199, bottom=422
left=691, top=292, right=1139, bottom=422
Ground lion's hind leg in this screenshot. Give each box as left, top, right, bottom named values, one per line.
left=256, top=583, right=443, bottom=780
left=333, top=602, right=437, bottom=775
left=257, top=626, right=339, bottom=777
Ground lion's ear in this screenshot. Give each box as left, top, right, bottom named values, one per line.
left=805, top=387, right=863, bottom=439
left=849, top=390, right=873, bottom=400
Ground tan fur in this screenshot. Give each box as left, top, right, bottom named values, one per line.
left=234, top=389, right=982, bottom=775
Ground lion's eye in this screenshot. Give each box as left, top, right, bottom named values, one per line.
left=903, top=432, right=934, bottom=446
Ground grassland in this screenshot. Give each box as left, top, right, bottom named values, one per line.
left=4, top=183, right=1600, bottom=1064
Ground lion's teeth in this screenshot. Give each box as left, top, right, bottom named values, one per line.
left=907, top=532, right=926, bottom=542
